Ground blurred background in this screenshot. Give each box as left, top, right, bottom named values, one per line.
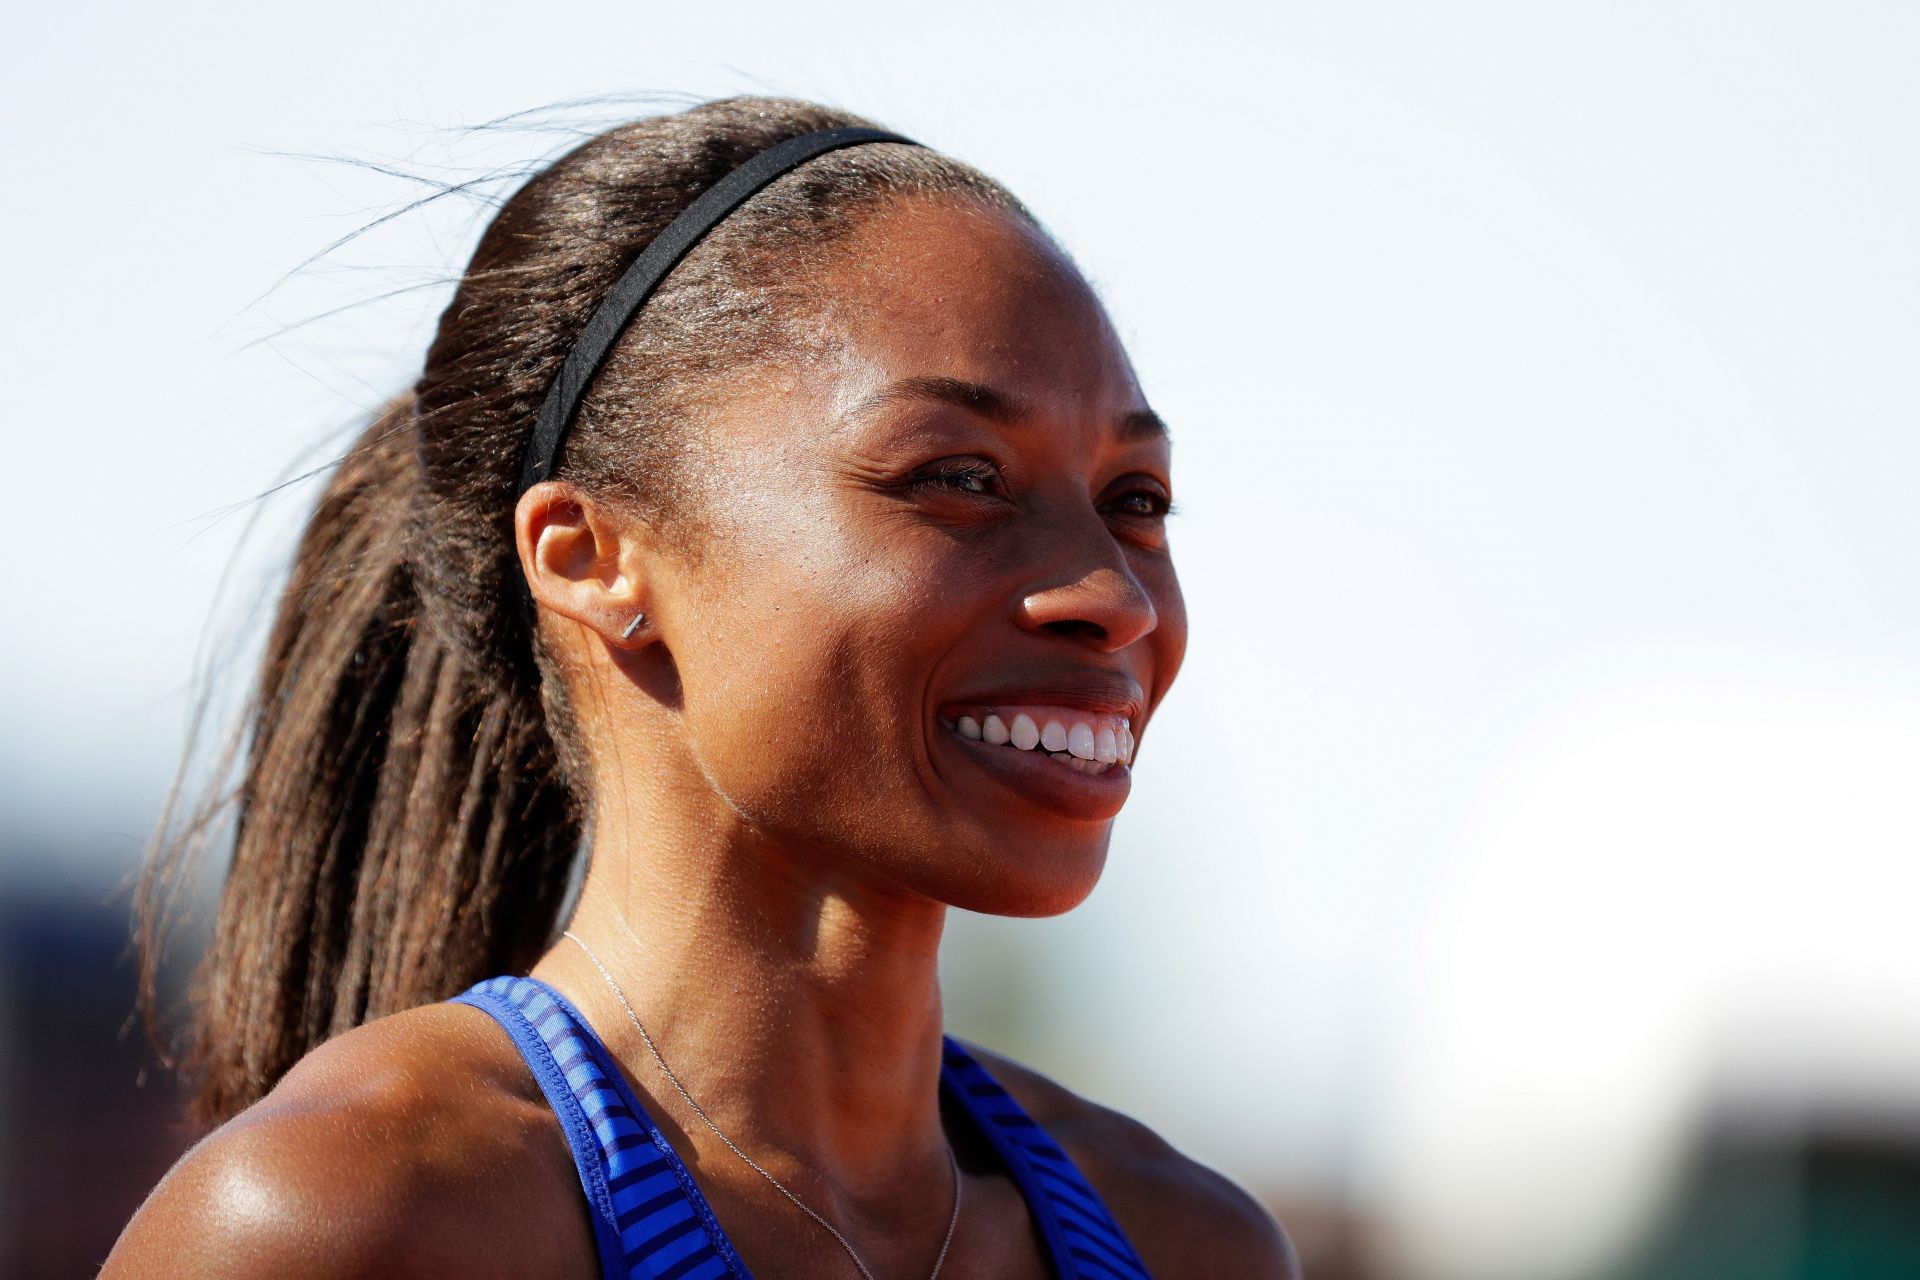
left=4, top=3, right=1917, bottom=1276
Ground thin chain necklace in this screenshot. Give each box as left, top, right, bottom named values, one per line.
left=562, top=928, right=962, bottom=1280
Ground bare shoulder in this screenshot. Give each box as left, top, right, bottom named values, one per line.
left=102, top=1001, right=591, bottom=1280
left=968, top=1045, right=1301, bottom=1280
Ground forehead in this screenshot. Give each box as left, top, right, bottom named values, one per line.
left=805, top=197, right=1148, bottom=434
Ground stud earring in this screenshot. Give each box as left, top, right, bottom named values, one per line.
left=621, top=611, right=647, bottom=640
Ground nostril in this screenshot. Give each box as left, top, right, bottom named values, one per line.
left=1041, top=619, right=1107, bottom=643
left=1019, top=564, right=1157, bottom=652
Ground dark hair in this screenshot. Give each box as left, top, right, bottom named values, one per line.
left=135, top=95, right=1032, bottom=1128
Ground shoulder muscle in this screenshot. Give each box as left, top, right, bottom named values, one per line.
left=102, top=1003, right=589, bottom=1280
left=970, top=1045, right=1300, bottom=1280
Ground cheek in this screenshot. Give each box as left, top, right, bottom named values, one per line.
left=671, top=527, right=966, bottom=824
left=1135, top=552, right=1189, bottom=688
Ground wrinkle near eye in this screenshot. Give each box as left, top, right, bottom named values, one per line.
left=832, top=416, right=1004, bottom=484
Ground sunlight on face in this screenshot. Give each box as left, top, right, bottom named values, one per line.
left=650, top=197, right=1188, bottom=916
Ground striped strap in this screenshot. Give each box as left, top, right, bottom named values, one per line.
left=455, top=976, right=1154, bottom=1279
left=452, top=976, right=752, bottom=1280
left=940, top=1039, right=1155, bottom=1280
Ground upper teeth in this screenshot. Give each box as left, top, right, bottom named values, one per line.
left=949, top=707, right=1134, bottom=765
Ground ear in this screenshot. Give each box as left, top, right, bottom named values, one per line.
left=512, top=481, right=650, bottom=645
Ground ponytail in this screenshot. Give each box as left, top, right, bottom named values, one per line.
left=138, top=400, right=578, bottom=1128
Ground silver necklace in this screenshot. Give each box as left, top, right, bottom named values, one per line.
left=562, top=928, right=962, bottom=1280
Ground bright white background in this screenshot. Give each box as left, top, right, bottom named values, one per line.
left=4, top=5, right=1917, bottom=1277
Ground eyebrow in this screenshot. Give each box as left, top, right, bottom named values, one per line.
left=851, top=375, right=1170, bottom=445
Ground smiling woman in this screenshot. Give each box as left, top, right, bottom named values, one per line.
left=108, top=96, right=1295, bottom=1279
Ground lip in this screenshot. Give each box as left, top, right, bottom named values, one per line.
left=937, top=724, right=1133, bottom=821
left=932, top=668, right=1145, bottom=822
left=935, top=671, right=1145, bottom=723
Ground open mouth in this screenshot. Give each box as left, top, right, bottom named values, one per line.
left=936, top=705, right=1135, bottom=776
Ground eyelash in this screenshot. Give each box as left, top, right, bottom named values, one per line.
left=907, top=460, right=1002, bottom=496
left=905, top=461, right=1175, bottom=521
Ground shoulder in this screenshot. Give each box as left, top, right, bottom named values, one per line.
left=102, top=1001, right=593, bottom=1280
left=968, top=1045, right=1301, bottom=1280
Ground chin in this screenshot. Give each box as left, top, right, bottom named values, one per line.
left=923, top=832, right=1111, bottom=919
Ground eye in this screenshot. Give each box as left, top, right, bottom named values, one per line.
left=1102, top=481, right=1175, bottom=521
left=905, top=457, right=1004, bottom=497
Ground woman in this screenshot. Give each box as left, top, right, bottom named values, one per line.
left=107, top=96, right=1296, bottom=1279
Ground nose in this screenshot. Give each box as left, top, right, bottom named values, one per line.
left=1015, top=522, right=1159, bottom=653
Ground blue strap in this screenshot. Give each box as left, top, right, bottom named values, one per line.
left=453, top=977, right=751, bottom=1280
left=940, top=1038, right=1154, bottom=1279
left=451, top=980, right=627, bottom=1276
left=454, top=977, right=1152, bottom=1279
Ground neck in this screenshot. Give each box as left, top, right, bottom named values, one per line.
left=534, top=803, right=952, bottom=1200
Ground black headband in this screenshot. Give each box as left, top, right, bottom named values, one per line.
left=516, top=126, right=920, bottom=498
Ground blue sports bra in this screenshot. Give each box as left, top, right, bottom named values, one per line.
left=451, top=975, right=1153, bottom=1280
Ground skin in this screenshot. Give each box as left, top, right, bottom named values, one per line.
left=103, top=195, right=1297, bottom=1278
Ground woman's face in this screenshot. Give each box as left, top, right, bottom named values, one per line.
left=648, top=196, right=1186, bottom=916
